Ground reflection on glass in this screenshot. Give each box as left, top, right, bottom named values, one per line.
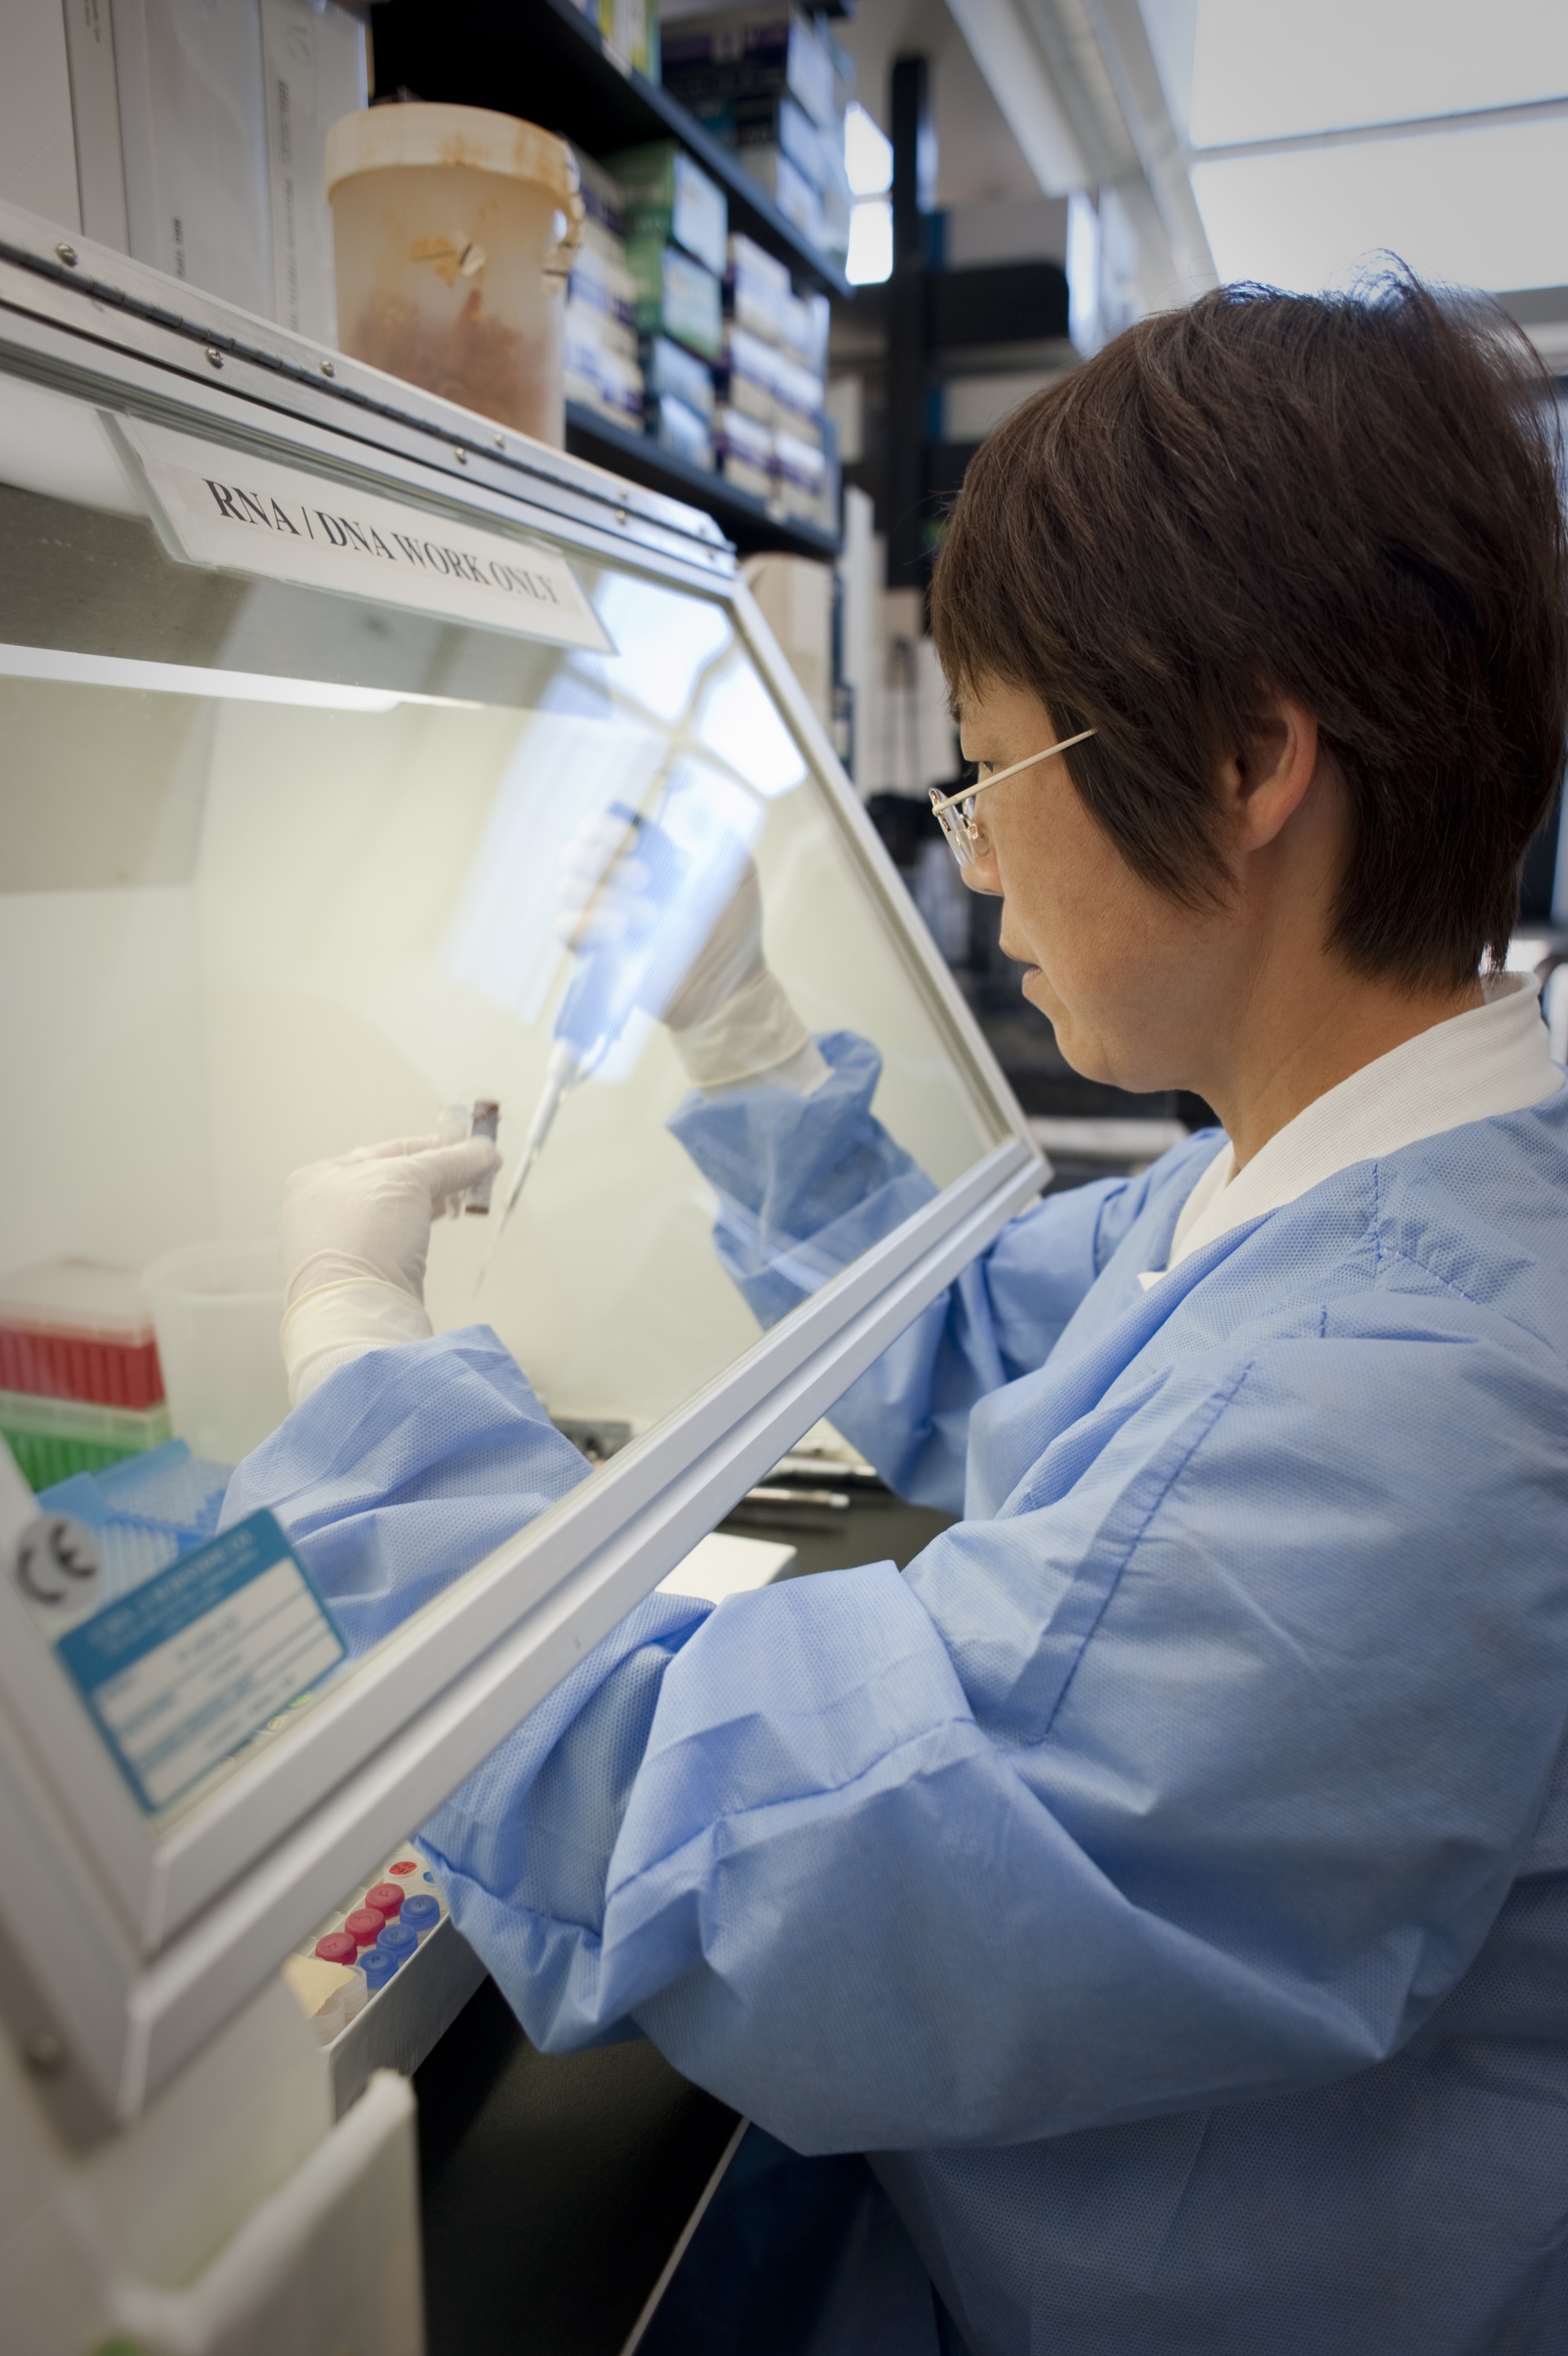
left=0, top=373, right=1007, bottom=1822
left=697, top=655, right=808, bottom=796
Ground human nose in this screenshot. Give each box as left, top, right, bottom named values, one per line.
left=959, top=847, right=1002, bottom=897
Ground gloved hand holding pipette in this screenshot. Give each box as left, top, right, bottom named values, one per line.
left=562, top=808, right=816, bottom=1075
left=488, top=789, right=826, bottom=1259
left=487, top=800, right=682, bottom=1254
left=269, top=793, right=828, bottom=1401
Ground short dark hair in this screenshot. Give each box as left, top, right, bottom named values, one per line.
left=930, top=273, right=1568, bottom=986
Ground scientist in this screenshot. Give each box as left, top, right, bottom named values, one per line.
left=229, top=275, right=1568, bottom=2356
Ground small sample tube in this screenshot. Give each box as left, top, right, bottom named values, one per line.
left=362, top=1946, right=400, bottom=1993
left=466, top=1100, right=500, bottom=1214
left=377, top=1920, right=418, bottom=1966
left=402, top=1893, right=440, bottom=1940
left=314, top=1930, right=358, bottom=1966
left=364, top=1881, right=405, bottom=1919
left=344, top=1906, right=385, bottom=1948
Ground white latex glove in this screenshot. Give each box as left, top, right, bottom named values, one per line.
left=278, top=1133, right=499, bottom=1405
left=663, top=854, right=765, bottom=1034
left=555, top=813, right=826, bottom=1093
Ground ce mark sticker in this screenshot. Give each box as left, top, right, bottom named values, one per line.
left=16, top=1516, right=101, bottom=1610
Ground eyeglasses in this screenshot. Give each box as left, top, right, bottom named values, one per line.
left=929, top=728, right=1097, bottom=869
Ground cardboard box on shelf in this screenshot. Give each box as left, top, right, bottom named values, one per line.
left=101, top=0, right=364, bottom=337
left=569, top=230, right=640, bottom=355
left=661, top=5, right=837, bottom=133
left=564, top=310, right=645, bottom=426
left=821, top=168, right=850, bottom=264
left=608, top=140, right=728, bottom=278
left=644, top=331, right=717, bottom=421
left=648, top=390, right=715, bottom=469
left=737, top=145, right=826, bottom=252
left=723, top=334, right=774, bottom=430
left=724, top=234, right=828, bottom=367
left=726, top=229, right=793, bottom=342
left=687, top=91, right=831, bottom=186
left=779, top=283, right=831, bottom=371
left=723, top=322, right=823, bottom=439
left=628, top=238, right=724, bottom=359
left=773, top=421, right=827, bottom=503
left=573, top=0, right=660, bottom=78
left=741, top=551, right=834, bottom=725
left=569, top=145, right=630, bottom=241
left=714, top=400, right=776, bottom=502
left=564, top=149, right=647, bottom=426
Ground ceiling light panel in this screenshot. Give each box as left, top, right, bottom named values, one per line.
left=1192, top=112, right=1568, bottom=293
left=1191, top=0, right=1568, bottom=148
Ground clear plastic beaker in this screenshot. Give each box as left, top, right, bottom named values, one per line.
left=141, top=1241, right=290, bottom=1466
left=324, top=102, right=583, bottom=445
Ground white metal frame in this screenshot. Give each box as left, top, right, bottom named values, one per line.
left=0, top=216, right=1045, bottom=2134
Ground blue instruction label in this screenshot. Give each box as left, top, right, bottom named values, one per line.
left=56, top=1510, right=345, bottom=1813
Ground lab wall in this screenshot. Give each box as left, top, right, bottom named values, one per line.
left=0, top=884, right=212, bottom=1268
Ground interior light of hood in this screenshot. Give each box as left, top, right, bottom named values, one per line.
left=0, top=644, right=481, bottom=711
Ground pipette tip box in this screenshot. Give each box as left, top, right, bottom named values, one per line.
left=1, top=1387, right=173, bottom=1488
left=0, top=1258, right=165, bottom=1410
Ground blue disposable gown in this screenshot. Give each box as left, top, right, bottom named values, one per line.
left=226, top=1035, right=1568, bottom=2354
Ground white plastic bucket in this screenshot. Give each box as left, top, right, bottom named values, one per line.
left=141, top=1242, right=290, bottom=1467
left=324, top=103, right=583, bottom=445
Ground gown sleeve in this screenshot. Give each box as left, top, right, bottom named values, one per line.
left=667, top=1030, right=1163, bottom=1510
left=218, top=1325, right=595, bottom=1656
left=416, top=1308, right=1568, bottom=2154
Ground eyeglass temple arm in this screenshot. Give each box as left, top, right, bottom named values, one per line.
left=929, top=728, right=1098, bottom=817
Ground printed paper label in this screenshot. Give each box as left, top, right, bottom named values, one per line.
left=113, top=416, right=612, bottom=652
left=55, top=1510, right=344, bottom=1812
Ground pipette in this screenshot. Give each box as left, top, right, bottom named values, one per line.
left=485, top=803, right=687, bottom=1267
left=491, top=1040, right=579, bottom=1238
left=483, top=778, right=760, bottom=1274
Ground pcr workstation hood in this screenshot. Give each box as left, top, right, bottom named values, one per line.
left=0, top=198, right=1041, bottom=2353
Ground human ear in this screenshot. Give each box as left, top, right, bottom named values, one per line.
left=1218, top=697, right=1321, bottom=853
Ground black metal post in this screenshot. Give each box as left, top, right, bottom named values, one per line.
left=885, top=53, right=931, bottom=590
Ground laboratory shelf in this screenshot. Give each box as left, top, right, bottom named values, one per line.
left=565, top=401, right=840, bottom=559
left=369, top=0, right=853, bottom=302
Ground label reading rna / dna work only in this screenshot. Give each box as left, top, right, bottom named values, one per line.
left=55, top=1510, right=345, bottom=1813
left=110, top=415, right=613, bottom=653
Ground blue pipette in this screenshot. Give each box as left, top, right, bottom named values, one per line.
left=488, top=803, right=689, bottom=1258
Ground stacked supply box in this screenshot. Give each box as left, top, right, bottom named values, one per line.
left=0, top=1261, right=172, bottom=1487
left=661, top=5, right=852, bottom=269
left=822, top=27, right=854, bottom=266
left=717, top=234, right=835, bottom=529
left=569, top=0, right=660, bottom=78
left=644, top=330, right=718, bottom=469
left=608, top=140, right=729, bottom=468
left=564, top=149, right=645, bottom=432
